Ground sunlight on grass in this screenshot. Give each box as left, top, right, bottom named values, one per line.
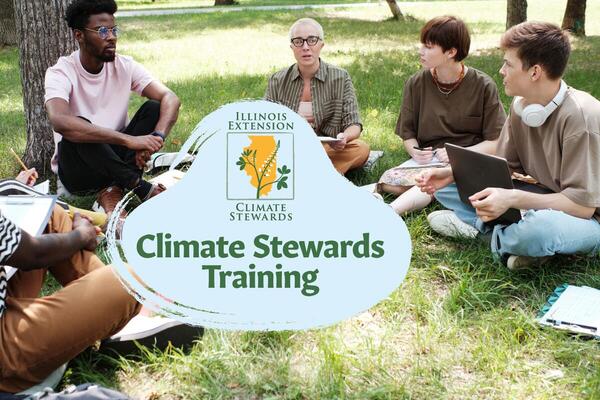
left=2, top=1, right=600, bottom=398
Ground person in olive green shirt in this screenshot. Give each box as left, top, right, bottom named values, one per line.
left=265, top=18, right=369, bottom=175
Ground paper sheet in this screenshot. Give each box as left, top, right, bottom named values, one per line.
left=539, top=285, right=600, bottom=334
left=396, top=156, right=446, bottom=169
left=0, top=195, right=56, bottom=279
left=33, top=180, right=50, bottom=194
left=319, top=137, right=342, bottom=144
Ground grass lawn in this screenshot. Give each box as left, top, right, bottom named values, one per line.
left=117, top=0, right=377, bottom=11
left=2, top=0, right=600, bottom=398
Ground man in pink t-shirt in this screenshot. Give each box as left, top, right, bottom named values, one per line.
left=44, top=0, right=181, bottom=221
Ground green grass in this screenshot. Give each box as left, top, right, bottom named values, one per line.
left=2, top=0, right=600, bottom=398
left=117, top=0, right=377, bottom=11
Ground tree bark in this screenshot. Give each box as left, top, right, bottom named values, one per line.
left=13, top=0, right=77, bottom=176
left=214, top=0, right=235, bottom=5
left=562, top=0, right=586, bottom=36
left=0, top=0, right=17, bottom=45
left=386, top=0, right=404, bottom=20
left=506, top=0, right=527, bottom=30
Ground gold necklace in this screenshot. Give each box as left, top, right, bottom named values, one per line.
left=432, top=63, right=465, bottom=95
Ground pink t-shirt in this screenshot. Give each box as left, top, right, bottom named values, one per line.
left=44, top=50, right=154, bottom=173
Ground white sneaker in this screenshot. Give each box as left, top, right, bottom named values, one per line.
left=427, top=210, right=478, bottom=239
left=506, top=255, right=551, bottom=271
left=371, top=192, right=384, bottom=201
left=102, top=315, right=203, bottom=355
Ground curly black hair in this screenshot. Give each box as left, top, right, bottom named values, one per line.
left=65, top=0, right=118, bottom=29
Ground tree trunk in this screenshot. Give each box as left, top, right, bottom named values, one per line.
left=386, top=0, right=404, bottom=20
left=13, top=0, right=77, bottom=176
left=214, top=0, right=235, bottom=5
left=562, top=0, right=586, bottom=36
left=506, top=0, right=527, bottom=30
left=0, top=0, right=17, bottom=45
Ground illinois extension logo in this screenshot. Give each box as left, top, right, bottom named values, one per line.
left=227, top=133, right=294, bottom=200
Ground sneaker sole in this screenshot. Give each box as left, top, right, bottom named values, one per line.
left=101, top=323, right=204, bottom=356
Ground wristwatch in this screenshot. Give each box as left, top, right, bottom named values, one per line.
left=151, top=131, right=166, bottom=140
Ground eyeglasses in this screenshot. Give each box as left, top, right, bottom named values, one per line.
left=83, top=26, right=119, bottom=40
left=291, top=36, right=321, bottom=47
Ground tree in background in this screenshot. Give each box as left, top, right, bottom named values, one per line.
left=562, top=0, right=586, bottom=36
left=506, top=0, right=527, bottom=29
left=0, top=0, right=17, bottom=45
left=215, top=0, right=235, bottom=5
left=386, top=0, right=404, bottom=20
left=14, top=0, right=77, bottom=175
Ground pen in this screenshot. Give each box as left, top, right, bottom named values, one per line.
left=9, top=148, right=29, bottom=171
left=545, top=319, right=597, bottom=332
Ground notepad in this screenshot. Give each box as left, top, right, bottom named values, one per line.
left=395, top=156, right=446, bottom=169
left=318, top=136, right=343, bottom=144
left=0, top=195, right=56, bottom=279
left=538, top=284, right=600, bottom=338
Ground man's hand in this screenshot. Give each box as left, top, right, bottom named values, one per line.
left=411, top=147, right=435, bottom=164
left=330, top=133, right=348, bottom=151
left=126, top=134, right=164, bottom=152
left=469, top=187, right=514, bottom=222
left=72, top=213, right=100, bottom=251
left=16, top=168, right=38, bottom=186
left=435, top=148, right=449, bottom=163
left=415, top=167, right=454, bottom=195
left=135, top=151, right=151, bottom=170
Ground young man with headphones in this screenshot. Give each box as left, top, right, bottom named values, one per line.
left=416, top=21, right=600, bottom=269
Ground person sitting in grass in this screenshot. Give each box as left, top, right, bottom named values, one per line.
left=265, top=17, right=370, bottom=175
left=0, top=171, right=201, bottom=394
left=384, top=15, right=506, bottom=215
left=417, top=21, right=600, bottom=270
left=44, top=0, right=180, bottom=225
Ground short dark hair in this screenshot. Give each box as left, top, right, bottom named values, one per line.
left=420, top=16, right=470, bottom=62
left=501, top=22, right=570, bottom=80
left=65, top=0, right=117, bottom=30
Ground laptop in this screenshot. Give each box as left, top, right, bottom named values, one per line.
left=445, top=143, right=521, bottom=225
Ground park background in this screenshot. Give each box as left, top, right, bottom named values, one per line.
left=1, top=0, right=600, bottom=398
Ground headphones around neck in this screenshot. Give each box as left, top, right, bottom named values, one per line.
left=513, top=80, right=568, bottom=127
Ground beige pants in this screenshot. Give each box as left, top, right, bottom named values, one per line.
left=0, top=206, right=140, bottom=393
left=323, top=139, right=370, bottom=174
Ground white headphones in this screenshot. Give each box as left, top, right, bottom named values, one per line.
left=513, top=80, right=568, bottom=127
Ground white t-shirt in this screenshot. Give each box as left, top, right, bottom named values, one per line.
left=44, top=50, right=154, bottom=173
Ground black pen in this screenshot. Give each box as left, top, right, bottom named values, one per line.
left=545, top=319, right=597, bottom=332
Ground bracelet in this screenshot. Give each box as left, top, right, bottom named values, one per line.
left=151, top=131, right=166, bottom=140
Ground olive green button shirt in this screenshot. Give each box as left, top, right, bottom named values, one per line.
left=265, top=60, right=362, bottom=138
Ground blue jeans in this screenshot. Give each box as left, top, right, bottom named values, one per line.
left=434, top=184, right=600, bottom=260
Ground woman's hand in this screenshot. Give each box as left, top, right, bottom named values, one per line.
left=16, top=168, right=38, bottom=186
left=415, top=167, right=454, bottom=195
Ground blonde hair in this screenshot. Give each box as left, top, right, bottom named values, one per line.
left=289, top=18, right=324, bottom=41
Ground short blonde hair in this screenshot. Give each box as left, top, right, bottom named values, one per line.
left=289, top=18, right=324, bottom=41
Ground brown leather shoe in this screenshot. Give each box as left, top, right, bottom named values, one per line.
left=97, top=185, right=124, bottom=215
left=97, top=186, right=127, bottom=237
